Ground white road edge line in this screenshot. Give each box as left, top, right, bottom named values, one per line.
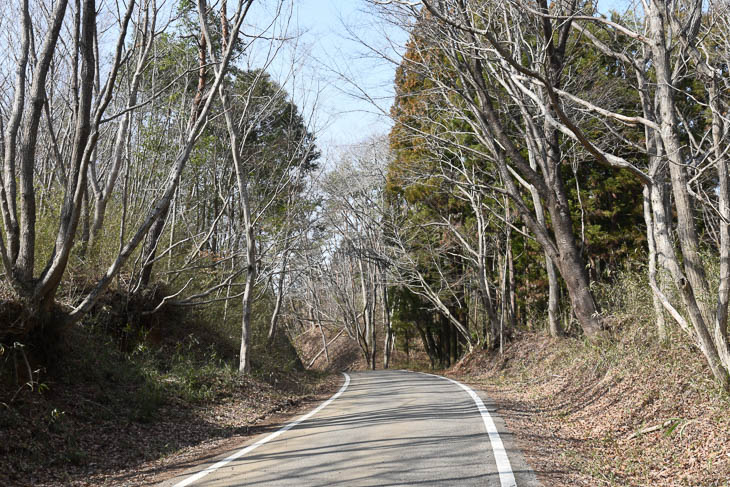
left=171, top=372, right=351, bottom=487
left=418, top=371, right=517, bottom=487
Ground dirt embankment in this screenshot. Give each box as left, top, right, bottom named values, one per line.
left=294, top=325, right=424, bottom=372
left=447, top=329, right=730, bottom=487
left=295, top=326, right=362, bottom=372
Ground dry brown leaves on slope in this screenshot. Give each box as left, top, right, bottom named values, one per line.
left=450, top=330, right=730, bottom=487
left=1, top=372, right=340, bottom=487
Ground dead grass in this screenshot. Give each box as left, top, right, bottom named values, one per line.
left=1, top=370, right=337, bottom=487
left=450, top=324, right=730, bottom=487
left=295, top=326, right=362, bottom=371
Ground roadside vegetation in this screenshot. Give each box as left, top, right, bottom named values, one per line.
left=0, top=286, right=334, bottom=486
left=1, top=0, right=730, bottom=485
left=448, top=268, right=730, bottom=486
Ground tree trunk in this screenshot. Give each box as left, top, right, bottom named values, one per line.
left=267, top=250, right=288, bottom=343
left=709, top=81, right=730, bottom=372
left=643, top=185, right=666, bottom=340
left=370, top=275, right=377, bottom=371
left=528, top=167, right=562, bottom=337
left=79, top=184, right=90, bottom=257
left=440, top=316, right=450, bottom=368
left=416, top=323, right=436, bottom=369
left=316, top=307, right=330, bottom=364
left=383, top=279, right=393, bottom=369
left=139, top=202, right=170, bottom=288
left=546, top=257, right=561, bottom=337
left=646, top=0, right=729, bottom=388
left=238, top=203, right=256, bottom=374
left=544, top=113, right=603, bottom=338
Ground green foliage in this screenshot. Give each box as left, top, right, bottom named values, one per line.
left=386, top=11, right=649, bottom=346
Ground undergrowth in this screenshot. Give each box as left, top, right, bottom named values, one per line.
left=451, top=266, right=730, bottom=486
left=0, top=282, right=319, bottom=486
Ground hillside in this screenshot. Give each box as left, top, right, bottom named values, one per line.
left=448, top=329, right=730, bottom=486
left=295, top=325, right=428, bottom=372
left=0, top=295, right=337, bottom=487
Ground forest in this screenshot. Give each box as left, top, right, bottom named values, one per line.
left=0, top=0, right=729, bottom=485
left=317, top=0, right=730, bottom=389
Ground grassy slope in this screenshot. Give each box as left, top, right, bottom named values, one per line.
left=0, top=293, right=335, bottom=487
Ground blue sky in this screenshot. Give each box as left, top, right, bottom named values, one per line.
left=260, top=0, right=407, bottom=159
left=263, top=0, right=632, bottom=159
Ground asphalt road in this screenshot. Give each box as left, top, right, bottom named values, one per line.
left=162, top=370, right=541, bottom=487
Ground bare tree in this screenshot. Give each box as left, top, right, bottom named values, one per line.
left=379, top=0, right=730, bottom=387
left=0, top=0, right=262, bottom=339
left=377, top=0, right=609, bottom=338
left=193, top=0, right=320, bottom=373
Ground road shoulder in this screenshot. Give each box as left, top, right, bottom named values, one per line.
left=119, top=374, right=343, bottom=487
left=418, top=371, right=543, bottom=487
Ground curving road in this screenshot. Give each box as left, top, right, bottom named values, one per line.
left=161, top=370, right=541, bottom=487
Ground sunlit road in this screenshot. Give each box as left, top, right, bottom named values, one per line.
left=161, top=370, right=541, bottom=487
